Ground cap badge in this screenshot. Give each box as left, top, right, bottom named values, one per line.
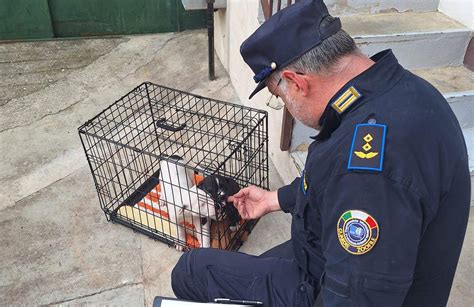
left=253, top=62, right=277, bottom=83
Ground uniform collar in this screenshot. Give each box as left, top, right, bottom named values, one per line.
left=315, top=49, right=403, bottom=141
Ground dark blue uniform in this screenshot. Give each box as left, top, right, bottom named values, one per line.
left=172, top=1, right=470, bottom=305
left=276, top=49, right=470, bottom=306
left=173, top=51, right=470, bottom=306
left=172, top=49, right=470, bottom=306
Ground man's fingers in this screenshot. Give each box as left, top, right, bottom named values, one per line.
left=229, top=186, right=255, bottom=219
left=232, top=197, right=241, bottom=208
left=233, top=186, right=253, bottom=199
left=232, top=190, right=245, bottom=199
left=237, top=202, right=248, bottom=219
left=237, top=202, right=244, bottom=214
left=239, top=206, right=248, bottom=219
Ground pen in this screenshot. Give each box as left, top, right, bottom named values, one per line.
left=214, top=298, right=264, bottom=305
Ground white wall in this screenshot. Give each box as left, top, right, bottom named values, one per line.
left=214, top=0, right=300, bottom=183
left=439, top=0, right=474, bottom=28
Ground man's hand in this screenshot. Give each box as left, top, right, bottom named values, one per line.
left=228, top=186, right=281, bottom=220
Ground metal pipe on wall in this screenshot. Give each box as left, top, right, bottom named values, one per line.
left=207, top=0, right=215, bottom=80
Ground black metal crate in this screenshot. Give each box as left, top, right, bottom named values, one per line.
left=78, top=82, right=268, bottom=251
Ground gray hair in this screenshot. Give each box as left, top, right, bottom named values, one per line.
left=269, top=16, right=358, bottom=83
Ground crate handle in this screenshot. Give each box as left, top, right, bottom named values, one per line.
left=155, top=118, right=186, bottom=132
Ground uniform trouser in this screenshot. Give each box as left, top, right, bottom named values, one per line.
left=171, top=240, right=321, bottom=307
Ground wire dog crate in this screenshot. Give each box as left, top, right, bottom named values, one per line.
left=78, top=82, right=268, bottom=251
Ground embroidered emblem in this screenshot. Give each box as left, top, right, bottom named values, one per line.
left=300, top=169, right=308, bottom=195
left=331, top=86, right=361, bottom=114
left=337, top=210, right=379, bottom=255
left=354, top=133, right=378, bottom=159
left=348, top=123, right=387, bottom=172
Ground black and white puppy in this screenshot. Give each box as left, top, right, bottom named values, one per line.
left=197, top=175, right=241, bottom=230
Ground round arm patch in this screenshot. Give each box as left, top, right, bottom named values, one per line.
left=337, top=210, right=379, bottom=255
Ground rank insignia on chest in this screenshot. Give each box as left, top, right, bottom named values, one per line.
left=348, top=123, right=387, bottom=172
left=337, top=210, right=379, bottom=255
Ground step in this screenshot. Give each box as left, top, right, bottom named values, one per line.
left=463, top=127, right=474, bottom=206
left=342, top=11, right=472, bottom=69
left=464, top=128, right=474, bottom=172
left=258, top=1, right=441, bottom=26
left=413, top=66, right=474, bottom=129
left=327, top=0, right=440, bottom=16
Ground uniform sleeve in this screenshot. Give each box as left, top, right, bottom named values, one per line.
left=319, top=172, right=422, bottom=307
left=277, top=177, right=300, bottom=214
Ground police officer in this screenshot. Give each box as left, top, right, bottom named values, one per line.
left=171, top=0, right=471, bottom=306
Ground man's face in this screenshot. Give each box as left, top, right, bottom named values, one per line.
left=267, top=75, right=320, bottom=129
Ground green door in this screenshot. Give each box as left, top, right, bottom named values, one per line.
left=0, top=0, right=206, bottom=40
left=48, top=0, right=206, bottom=37
left=0, top=0, right=54, bottom=40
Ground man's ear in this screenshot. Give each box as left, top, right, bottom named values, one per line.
left=281, top=70, right=310, bottom=97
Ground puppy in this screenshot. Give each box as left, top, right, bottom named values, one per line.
left=197, top=175, right=241, bottom=230
left=159, top=156, right=215, bottom=249
left=181, top=185, right=215, bottom=248
left=159, top=155, right=194, bottom=250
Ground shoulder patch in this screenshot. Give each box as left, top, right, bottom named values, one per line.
left=348, top=123, right=387, bottom=172
left=337, top=210, right=379, bottom=255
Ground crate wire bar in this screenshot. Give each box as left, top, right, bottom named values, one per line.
left=79, top=82, right=268, bottom=250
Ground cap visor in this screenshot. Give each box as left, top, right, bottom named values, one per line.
left=248, top=80, right=268, bottom=99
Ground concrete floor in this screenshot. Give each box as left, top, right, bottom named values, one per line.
left=0, top=30, right=290, bottom=306
left=0, top=31, right=471, bottom=306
